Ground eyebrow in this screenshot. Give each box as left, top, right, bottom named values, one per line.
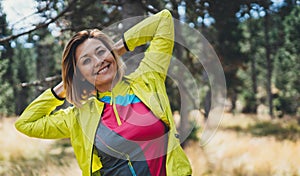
left=79, top=46, right=104, bottom=61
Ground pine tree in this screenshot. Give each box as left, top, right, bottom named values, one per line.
left=0, top=4, right=14, bottom=116
left=274, top=5, right=300, bottom=115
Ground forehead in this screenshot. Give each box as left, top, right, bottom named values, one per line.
left=75, top=38, right=107, bottom=59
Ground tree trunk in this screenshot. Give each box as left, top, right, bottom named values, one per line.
left=250, top=55, right=257, bottom=98
left=264, top=10, right=274, bottom=117
left=249, top=21, right=258, bottom=113
left=120, top=0, right=145, bottom=73
left=120, top=0, right=144, bottom=30
left=250, top=50, right=258, bottom=113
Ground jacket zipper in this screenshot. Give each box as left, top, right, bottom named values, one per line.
left=90, top=99, right=103, bottom=176
left=90, top=122, right=102, bottom=175
left=95, top=133, right=137, bottom=176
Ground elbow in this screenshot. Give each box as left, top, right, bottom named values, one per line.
left=14, top=119, right=35, bottom=138
left=14, top=116, right=32, bottom=136
left=14, top=118, right=25, bottom=134
left=161, top=9, right=172, bottom=18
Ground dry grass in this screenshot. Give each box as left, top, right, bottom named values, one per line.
left=185, top=113, right=300, bottom=176
left=219, top=113, right=257, bottom=129
left=2, top=113, right=300, bottom=176
left=0, top=117, right=80, bottom=176
left=0, top=118, right=52, bottom=161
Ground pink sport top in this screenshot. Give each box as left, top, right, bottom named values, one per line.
left=94, top=91, right=168, bottom=176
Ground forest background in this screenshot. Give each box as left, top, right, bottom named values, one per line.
left=0, top=0, right=300, bottom=175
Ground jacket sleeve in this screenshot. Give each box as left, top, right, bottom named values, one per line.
left=15, top=88, right=73, bottom=139
left=123, top=9, right=174, bottom=80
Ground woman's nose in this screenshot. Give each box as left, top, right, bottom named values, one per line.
left=94, top=56, right=103, bottom=67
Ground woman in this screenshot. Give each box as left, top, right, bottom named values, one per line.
left=15, top=9, right=192, bottom=176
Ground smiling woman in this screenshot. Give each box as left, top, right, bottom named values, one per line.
left=15, top=9, right=192, bottom=176
left=60, top=29, right=125, bottom=106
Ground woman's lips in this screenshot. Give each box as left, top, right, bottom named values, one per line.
left=96, top=64, right=110, bottom=75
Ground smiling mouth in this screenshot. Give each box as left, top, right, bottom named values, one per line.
left=96, top=64, right=110, bottom=75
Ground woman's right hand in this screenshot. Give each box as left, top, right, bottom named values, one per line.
left=113, top=39, right=127, bottom=56
left=53, top=81, right=66, bottom=99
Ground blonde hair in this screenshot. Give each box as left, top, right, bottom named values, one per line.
left=62, top=29, right=125, bottom=107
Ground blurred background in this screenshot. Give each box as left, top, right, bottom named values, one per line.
left=0, top=0, right=300, bottom=175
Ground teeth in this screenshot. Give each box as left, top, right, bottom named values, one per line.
left=98, top=66, right=108, bottom=74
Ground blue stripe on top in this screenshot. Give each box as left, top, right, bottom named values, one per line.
left=100, top=94, right=141, bottom=106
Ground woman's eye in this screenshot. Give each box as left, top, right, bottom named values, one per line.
left=83, top=58, right=91, bottom=65
left=97, top=50, right=106, bottom=56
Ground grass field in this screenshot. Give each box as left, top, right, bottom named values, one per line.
left=1, top=113, right=300, bottom=176
left=186, top=112, right=300, bottom=176
left=0, top=117, right=80, bottom=176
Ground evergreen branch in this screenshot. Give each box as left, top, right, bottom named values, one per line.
left=0, top=0, right=78, bottom=43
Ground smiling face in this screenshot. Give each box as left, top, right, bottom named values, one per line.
left=75, top=38, right=117, bottom=92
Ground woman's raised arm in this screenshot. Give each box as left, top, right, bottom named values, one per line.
left=122, top=9, right=174, bottom=80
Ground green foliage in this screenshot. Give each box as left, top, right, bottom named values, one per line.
left=240, top=90, right=257, bottom=113
left=12, top=42, right=40, bottom=114
left=249, top=121, right=282, bottom=136
left=247, top=121, right=300, bottom=140
left=202, top=1, right=246, bottom=107
left=237, top=2, right=300, bottom=116
left=226, top=120, right=300, bottom=141
left=0, top=59, right=14, bottom=115
left=274, top=6, right=300, bottom=115
left=1, top=0, right=300, bottom=117
left=35, top=30, right=63, bottom=79
left=0, top=3, right=15, bottom=116
left=237, top=17, right=265, bottom=113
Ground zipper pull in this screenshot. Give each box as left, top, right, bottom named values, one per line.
left=128, top=161, right=137, bottom=176
left=126, top=154, right=137, bottom=176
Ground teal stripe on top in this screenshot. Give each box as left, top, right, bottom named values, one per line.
left=100, top=94, right=141, bottom=106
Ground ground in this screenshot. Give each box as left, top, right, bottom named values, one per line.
left=1, top=113, right=300, bottom=176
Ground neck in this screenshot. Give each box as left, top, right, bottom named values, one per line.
left=96, top=74, right=121, bottom=93
left=96, top=84, right=112, bottom=93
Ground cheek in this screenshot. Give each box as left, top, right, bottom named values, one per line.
left=111, top=56, right=117, bottom=69
left=78, top=65, right=93, bottom=77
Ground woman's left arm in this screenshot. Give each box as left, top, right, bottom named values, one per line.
left=122, top=9, right=174, bottom=80
left=15, top=89, right=73, bottom=139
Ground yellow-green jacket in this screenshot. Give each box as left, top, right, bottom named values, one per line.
left=15, top=9, right=192, bottom=176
